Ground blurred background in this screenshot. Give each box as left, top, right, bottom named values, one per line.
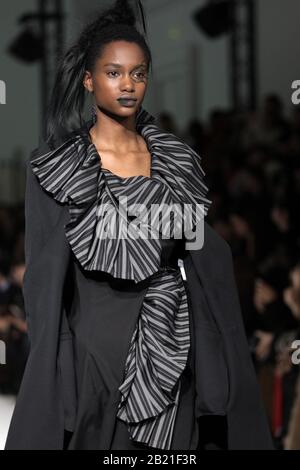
left=1, top=0, right=300, bottom=450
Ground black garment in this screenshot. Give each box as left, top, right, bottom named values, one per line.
left=63, top=237, right=196, bottom=450
left=25, top=105, right=211, bottom=450
left=5, top=106, right=274, bottom=450
left=60, top=235, right=229, bottom=450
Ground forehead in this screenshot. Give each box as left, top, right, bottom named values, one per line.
left=99, top=40, right=147, bottom=67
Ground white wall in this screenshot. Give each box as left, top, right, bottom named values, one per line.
left=0, top=0, right=40, bottom=162
left=145, top=0, right=300, bottom=126
left=144, top=0, right=229, bottom=128
left=0, top=0, right=74, bottom=166
left=257, top=0, right=300, bottom=115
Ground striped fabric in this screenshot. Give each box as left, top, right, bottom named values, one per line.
left=30, top=106, right=212, bottom=283
left=29, top=106, right=212, bottom=449
left=116, top=269, right=190, bottom=449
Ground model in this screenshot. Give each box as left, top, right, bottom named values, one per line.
left=5, top=0, right=274, bottom=450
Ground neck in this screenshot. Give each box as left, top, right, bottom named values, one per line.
left=89, top=106, right=141, bottom=152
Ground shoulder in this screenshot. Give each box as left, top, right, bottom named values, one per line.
left=26, top=138, right=51, bottom=194
left=25, top=138, right=68, bottom=225
left=28, top=120, right=87, bottom=163
left=155, top=126, right=203, bottom=157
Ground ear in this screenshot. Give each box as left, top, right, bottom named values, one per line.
left=83, top=70, right=93, bottom=93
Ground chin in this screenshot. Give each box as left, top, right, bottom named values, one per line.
left=115, top=106, right=139, bottom=116
left=96, top=105, right=137, bottom=119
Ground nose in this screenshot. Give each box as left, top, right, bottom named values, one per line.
left=120, top=73, right=135, bottom=91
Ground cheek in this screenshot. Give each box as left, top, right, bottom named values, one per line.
left=93, top=77, right=118, bottom=97
left=136, top=81, right=147, bottom=95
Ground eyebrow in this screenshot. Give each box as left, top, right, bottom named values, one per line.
left=103, top=63, right=147, bottom=68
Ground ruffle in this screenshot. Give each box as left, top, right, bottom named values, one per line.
left=30, top=106, right=212, bottom=283
left=116, top=268, right=190, bottom=449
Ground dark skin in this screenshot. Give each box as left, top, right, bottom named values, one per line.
left=83, top=40, right=152, bottom=178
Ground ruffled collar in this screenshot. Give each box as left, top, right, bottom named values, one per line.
left=30, top=106, right=212, bottom=283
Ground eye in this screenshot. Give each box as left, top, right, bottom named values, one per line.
left=107, top=71, right=119, bottom=77
left=134, top=72, right=147, bottom=79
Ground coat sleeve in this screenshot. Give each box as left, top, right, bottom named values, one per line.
left=187, top=221, right=274, bottom=449
left=214, top=239, right=275, bottom=449
left=23, top=144, right=73, bottom=346
left=5, top=144, right=76, bottom=449
left=24, top=145, right=77, bottom=431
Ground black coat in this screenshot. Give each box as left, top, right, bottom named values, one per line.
left=5, top=138, right=274, bottom=450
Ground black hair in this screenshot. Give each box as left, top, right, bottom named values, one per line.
left=44, top=0, right=152, bottom=148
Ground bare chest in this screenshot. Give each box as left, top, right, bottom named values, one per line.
left=96, top=149, right=152, bottom=178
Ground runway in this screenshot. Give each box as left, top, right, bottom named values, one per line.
left=0, top=395, right=16, bottom=450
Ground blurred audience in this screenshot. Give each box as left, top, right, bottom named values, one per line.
left=0, top=212, right=28, bottom=395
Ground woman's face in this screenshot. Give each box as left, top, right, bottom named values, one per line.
left=83, top=40, right=149, bottom=118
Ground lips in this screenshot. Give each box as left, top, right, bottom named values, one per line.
left=117, top=97, right=137, bottom=101
left=117, top=98, right=137, bottom=107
